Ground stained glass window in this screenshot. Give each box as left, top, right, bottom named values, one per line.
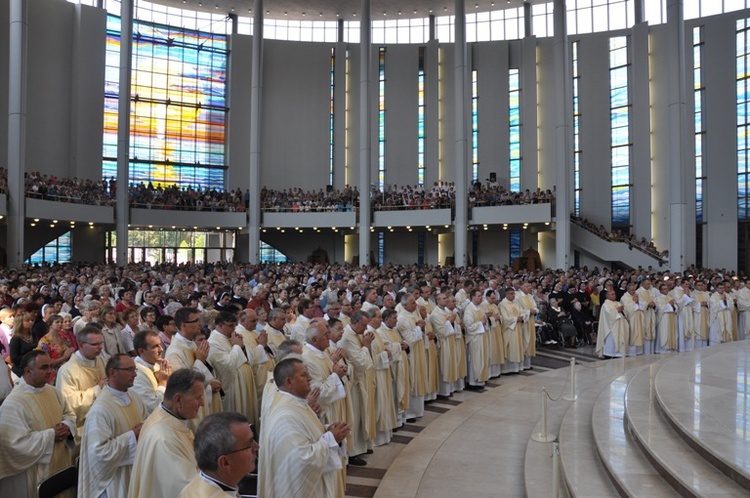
left=509, top=68, right=521, bottom=193
left=418, top=47, right=426, bottom=186
left=610, top=36, right=630, bottom=232
left=102, top=15, right=228, bottom=190
left=472, top=70, right=479, bottom=183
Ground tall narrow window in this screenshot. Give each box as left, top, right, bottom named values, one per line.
left=610, top=36, right=631, bottom=233
left=329, top=47, right=335, bottom=186
left=509, top=68, right=521, bottom=193
left=510, top=229, right=521, bottom=265
left=737, top=19, right=750, bottom=223
left=102, top=15, right=229, bottom=189
left=418, top=47, right=426, bottom=186
left=573, top=41, right=582, bottom=217
left=378, top=232, right=385, bottom=266
left=694, top=26, right=705, bottom=267
left=471, top=69, right=479, bottom=183
left=378, top=47, right=386, bottom=191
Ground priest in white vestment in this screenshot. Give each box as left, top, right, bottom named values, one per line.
left=79, top=354, right=148, bottom=498
left=516, top=282, right=538, bottom=370
left=165, top=307, right=223, bottom=431
left=500, top=288, right=525, bottom=373
left=259, top=358, right=349, bottom=498
left=620, top=284, right=644, bottom=356
left=636, top=280, right=658, bottom=354
left=429, top=293, right=460, bottom=396
left=446, top=295, right=467, bottom=390
left=0, top=351, right=76, bottom=496
left=364, top=310, right=397, bottom=447
left=734, top=281, right=750, bottom=340
left=264, top=308, right=288, bottom=355
left=56, top=326, right=107, bottom=442
left=709, top=282, right=734, bottom=345
left=179, top=412, right=258, bottom=498
left=655, top=284, right=679, bottom=354
left=671, top=281, right=695, bottom=352
left=464, top=289, right=491, bottom=384
left=128, top=368, right=205, bottom=498
left=692, top=281, right=711, bottom=348
left=236, top=309, right=275, bottom=408
left=132, top=330, right=172, bottom=414
left=596, top=290, right=629, bottom=358
left=397, top=294, right=429, bottom=420
left=208, top=311, right=259, bottom=428
left=290, top=299, right=316, bottom=344
left=302, top=322, right=348, bottom=426
left=377, top=309, right=410, bottom=427
left=338, top=311, right=376, bottom=463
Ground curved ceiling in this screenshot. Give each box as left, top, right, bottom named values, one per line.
left=153, top=0, right=539, bottom=22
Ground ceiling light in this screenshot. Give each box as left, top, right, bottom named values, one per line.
left=89, top=222, right=94, bottom=226
left=33, top=218, right=39, bottom=222
left=50, top=224, right=55, bottom=228
left=30, top=222, right=35, bottom=227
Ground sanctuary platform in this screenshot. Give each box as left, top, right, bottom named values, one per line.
left=374, top=341, right=750, bottom=497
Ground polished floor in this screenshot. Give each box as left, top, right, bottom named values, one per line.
left=365, top=341, right=750, bottom=498
left=342, top=345, right=600, bottom=498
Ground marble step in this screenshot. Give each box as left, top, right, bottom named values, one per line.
left=557, top=364, right=622, bottom=498
left=653, top=342, right=750, bottom=489
left=591, top=366, right=680, bottom=497
left=623, top=362, right=748, bottom=497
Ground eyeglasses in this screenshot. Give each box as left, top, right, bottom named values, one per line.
left=182, top=319, right=200, bottom=324
left=82, top=341, right=104, bottom=347
left=112, top=367, right=137, bottom=373
left=223, top=442, right=258, bottom=456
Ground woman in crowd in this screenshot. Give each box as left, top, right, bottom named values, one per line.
left=36, top=314, right=75, bottom=382
left=8, top=310, right=37, bottom=378
left=99, top=304, right=124, bottom=357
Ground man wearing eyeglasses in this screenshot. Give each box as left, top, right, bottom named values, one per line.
left=56, top=325, right=108, bottom=444
left=0, top=351, right=76, bottom=496
left=78, top=354, right=148, bottom=498
left=179, top=412, right=258, bottom=498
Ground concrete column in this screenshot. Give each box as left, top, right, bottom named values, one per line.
left=667, top=0, right=687, bottom=272
left=524, top=1, right=532, bottom=37
left=429, top=14, right=436, bottom=42
left=358, top=0, right=371, bottom=267
left=634, top=0, right=645, bottom=24
left=454, top=0, right=468, bottom=268
left=338, top=19, right=344, bottom=43
left=247, top=0, right=264, bottom=264
left=553, top=0, right=571, bottom=269
left=115, top=0, right=134, bottom=266
left=7, top=0, right=26, bottom=268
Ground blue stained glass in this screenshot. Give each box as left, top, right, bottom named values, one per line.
left=510, top=159, right=520, bottom=177
left=695, top=91, right=702, bottom=115
left=695, top=134, right=703, bottom=157
left=509, top=70, right=520, bottom=91
left=739, top=126, right=748, bottom=151
left=510, top=178, right=520, bottom=192
left=509, top=101, right=520, bottom=125
left=510, top=128, right=521, bottom=148
left=740, top=175, right=748, bottom=198
left=612, top=146, right=630, bottom=167
left=611, top=107, right=629, bottom=128
left=611, top=126, right=629, bottom=146
left=739, top=197, right=748, bottom=221
left=739, top=150, right=747, bottom=174
left=612, top=166, right=630, bottom=186
left=510, top=229, right=521, bottom=263
left=610, top=86, right=629, bottom=108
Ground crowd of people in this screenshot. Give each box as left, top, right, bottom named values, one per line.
left=260, top=185, right=359, bottom=212
left=0, top=260, right=745, bottom=496
left=2, top=167, right=556, bottom=215
left=571, top=215, right=669, bottom=263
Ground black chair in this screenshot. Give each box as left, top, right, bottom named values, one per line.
left=37, top=465, right=78, bottom=498
left=239, top=472, right=258, bottom=498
